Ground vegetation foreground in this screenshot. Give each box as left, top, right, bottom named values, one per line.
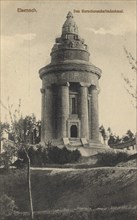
left=3, top=206, right=137, bottom=220
left=0, top=165, right=137, bottom=219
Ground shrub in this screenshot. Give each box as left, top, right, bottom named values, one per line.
left=96, top=151, right=129, bottom=166
left=47, top=146, right=81, bottom=164
left=11, top=159, right=26, bottom=169
left=0, top=143, right=17, bottom=170
left=0, top=194, right=17, bottom=218
left=13, top=145, right=81, bottom=167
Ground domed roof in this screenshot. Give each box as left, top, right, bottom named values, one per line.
left=62, top=11, right=78, bottom=34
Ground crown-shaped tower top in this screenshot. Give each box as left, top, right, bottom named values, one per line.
left=50, top=11, right=90, bottom=63
left=62, top=11, right=78, bottom=34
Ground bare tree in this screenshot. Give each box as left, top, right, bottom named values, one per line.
left=121, top=47, right=137, bottom=108
left=6, top=99, right=34, bottom=220
left=121, top=47, right=137, bottom=151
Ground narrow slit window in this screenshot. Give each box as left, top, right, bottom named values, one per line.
left=72, top=97, right=77, bottom=114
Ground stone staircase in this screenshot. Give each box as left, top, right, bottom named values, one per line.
left=69, top=138, right=82, bottom=146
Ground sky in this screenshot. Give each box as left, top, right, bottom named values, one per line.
left=1, top=0, right=136, bottom=136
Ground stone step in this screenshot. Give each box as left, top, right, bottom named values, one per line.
left=69, top=141, right=82, bottom=146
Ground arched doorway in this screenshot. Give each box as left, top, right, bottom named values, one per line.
left=70, top=125, right=78, bottom=138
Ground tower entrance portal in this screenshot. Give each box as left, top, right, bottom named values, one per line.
left=70, top=125, right=78, bottom=138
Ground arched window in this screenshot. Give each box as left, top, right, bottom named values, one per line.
left=70, top=125, right=78, bottom=138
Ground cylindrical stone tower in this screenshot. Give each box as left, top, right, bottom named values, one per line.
left=39, top=12, right=102, bottom=146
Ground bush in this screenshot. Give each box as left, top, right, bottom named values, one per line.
left=13, top=146, right=81, bottom=167
left=47, top=146, right=81, bottom=164
left=96, top=151, right=129, bottom=166
left=0, top=143, right=17, bottom=170
left=0, top=194, right=17, bottom=218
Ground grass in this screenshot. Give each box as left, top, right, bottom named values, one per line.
left=0, top=167, right=137, bottom=213
left=4, top=206, right=137, bottom=220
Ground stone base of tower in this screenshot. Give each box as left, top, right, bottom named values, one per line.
left=42, top=138, right=109, bottom=157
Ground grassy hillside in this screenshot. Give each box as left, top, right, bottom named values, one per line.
left=0, top=167, right=137, bottom=212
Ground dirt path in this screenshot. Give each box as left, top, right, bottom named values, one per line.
left=31, top=166, right=137, bottom=171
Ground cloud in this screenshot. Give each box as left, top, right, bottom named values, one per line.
left=86, top=22, right=136, bottom=36
left=86, top=27, right=125, bottom=36
left=1, top=33, right=36, bottom=51
left=1, top=33, right=36, bottom=44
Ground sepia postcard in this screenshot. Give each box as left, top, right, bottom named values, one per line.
left=0, top=0, right=137, bottom=219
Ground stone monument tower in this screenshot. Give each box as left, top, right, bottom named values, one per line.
left=39, top=12, right=102, bottom=148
